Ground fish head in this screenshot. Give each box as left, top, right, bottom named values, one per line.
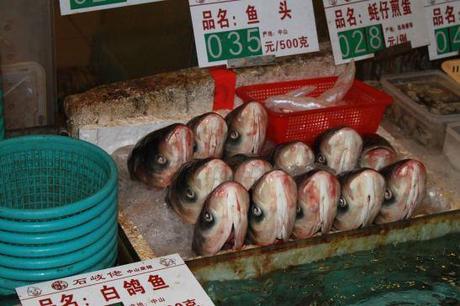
left=376, top=159, right=427, bottom=224
left=273, top=142, right=315, bottom=176
left=360, top=134, right=397, bottom=171
left=168, top=158, right=233, bottom=224
left=188, top=112, right=228, bottom=159
left=249, top=170, right=297, bottom=246
left=334, top=168, right=385, bottom=231
left=360, top=148, right=397, bottom=171
left=192, top=182, right=249, bottom=256
left=224, top=102, right=268, bottom=158
left=128, top=124, right=194, bottom=188
left=316, top=127, right=363, bottom=174
left=294, top=170, right=340, bottom=238
left=233, top=159, right=273, bottom=190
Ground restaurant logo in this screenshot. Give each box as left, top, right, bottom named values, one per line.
left=27, top=286, right=42, bottom=297
left=51, top=280, right=68, bottom=291
left=160, top=257, right=176, bottom=267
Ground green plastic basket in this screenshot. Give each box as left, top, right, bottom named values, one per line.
left=0, top=135, right=118, bottom=219
left=0, top=135, right=118, bottom=295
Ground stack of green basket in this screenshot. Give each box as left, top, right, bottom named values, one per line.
left=0, top=76, right=4, bottom=140
left=0, top=136, right=118, bottom=295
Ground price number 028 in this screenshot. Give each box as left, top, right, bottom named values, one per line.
left=338, top=25, right=384, bottom=60
left=205, top=28, right=263, bottom=62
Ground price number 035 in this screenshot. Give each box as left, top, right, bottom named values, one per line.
left=205, top=28, right=263, bottom=62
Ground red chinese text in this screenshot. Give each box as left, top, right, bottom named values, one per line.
left=335, top=9, right=346, bottom=29
left=246, top=5, right=259, bottom=24
left=148, top=274, right=169, bottom=290
left=61, top=294, right=78, bottom=306
left=217, top=9, right=229, bottom=28
left=279, top=0, right=292, bottom=20
left=401, top=0, right=411, bottom=15
left=124, top=278, right=146, bottom=296
left=174, top=299, right=197, bottom=306
left=347, top=7, right=357, bottom=26
left=433, top=8, right=443, bottom=26
left=445, top=6, right=455, bottom=24
left=39, top=299, right=56, bottom=306
left=202, top=10, right=215, bottom=31
left=100, top=285, right=120, bottom=302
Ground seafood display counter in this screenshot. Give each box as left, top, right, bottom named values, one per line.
left=114, top=116, right=460, bottom=282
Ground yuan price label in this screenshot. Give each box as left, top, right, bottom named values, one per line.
left=189, top=0, right=319, bottom=68
left=323, top=0, right=428, bottom=64
left=59, top=0, right=164, bottom=15
left=16, top=254, right=214, bottom=306
left=425, top=0, right=460, bottom=60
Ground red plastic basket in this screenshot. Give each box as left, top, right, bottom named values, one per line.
left=236, top=77, right=393, bottom=145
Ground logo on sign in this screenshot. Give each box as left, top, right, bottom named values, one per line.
left=51, top=280, right=68, bottom=291
left=160, top=257, right=177, bottom=267
left=27, top=287, right=42, bottom=297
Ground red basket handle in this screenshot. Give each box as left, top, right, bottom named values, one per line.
left=209, top=67, right=237, bottom=111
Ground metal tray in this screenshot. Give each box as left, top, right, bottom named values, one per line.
left=115, top=123, right=460, bottom=282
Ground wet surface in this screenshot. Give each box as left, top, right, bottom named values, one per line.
left=204, top=233, right=460, bottom=306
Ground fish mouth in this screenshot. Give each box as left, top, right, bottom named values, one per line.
left=221, top=225, right=235, bottom=250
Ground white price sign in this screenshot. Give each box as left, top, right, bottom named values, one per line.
left=16, top=254, right=214, bottom=306
left=425, top=0, right=460, bottom=60
left=323, top=0, right=429, bottom=64
left=189, top=0, right=320, bottom=68
left=59, top=0, right=164, bottom=16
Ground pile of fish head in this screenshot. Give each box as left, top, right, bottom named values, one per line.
left=224, top=102, right=268, bottom=158
left=127, top=124, right=193, bottom=188
left=192, top=182, right=249, bottom=256
left=248, top=170, right=297, bottom=246
left=187, top=112, right=228, bottom=159
left=227, top=154, right=272, bottom=190
left=334, top=168, right=386, bottom=231
left=167, top=158, right=233, bottom=224
left=375, top=159, right=427, bottom=224
left=316, top=127, right=363, bottom=175
left=272, top=142, right=315, bottom=176
left=294, top=169, right=340, bottom=239
left=360, top=134, right=397, bottom=171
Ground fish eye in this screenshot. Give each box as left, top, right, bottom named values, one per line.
left=203, top=211, right=213, bottom=223
left=317, top=153, right=326, bottom=164
left=185, top=188, right=195, bottom=200
left=252, top=206, right=262, bottom=217
left=229, top=130, right=240, bottom=140
left=338, top=197, right=348, bottom=209
left=384, top=189, right=393, bottom=200
left=155, top=154, right=167, bottom=165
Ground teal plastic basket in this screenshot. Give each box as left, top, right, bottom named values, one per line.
left=0, top=136, right=118, bottom=295
left=0, top=136, right=117, bottom=219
